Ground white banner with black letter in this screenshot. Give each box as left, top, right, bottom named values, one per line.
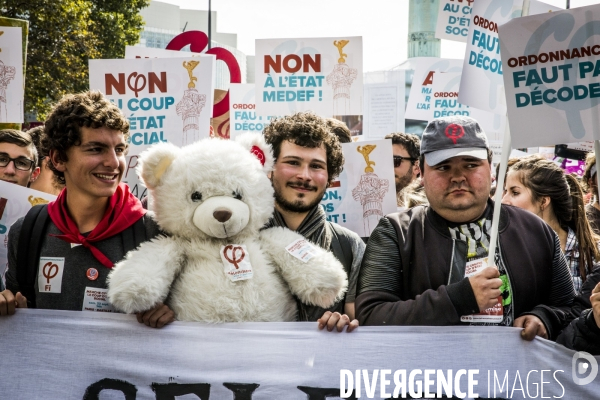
left=0, top=309, right=598, bottom=399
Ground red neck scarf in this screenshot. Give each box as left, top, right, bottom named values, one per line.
left=47, top=183, right=146, bottom=268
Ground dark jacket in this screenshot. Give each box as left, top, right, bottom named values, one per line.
left=557, top=268, right=600, bottom=354
left=356, top=201, right=575, bottom=339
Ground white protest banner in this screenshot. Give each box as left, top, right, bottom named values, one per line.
left=89, top=56, right=215, bottom=151
left=405, top=58, right=463, bottom=121
left=458, top=0, right=524, bottom=115
left=229, top=83, right=274, bottom=139
left=255, top=37, right=363, bottom=117
left=499, top=4, right=600, bottom=148
left=435, top=0, right=474, bottom=43
left=430, top=72, right=506, bottom=141
left=1, top=309, right=599, bottom=399
left=567, top=141, right=594, bottom=152
left=0, top=26, right=24, bottom=123
left=363, top=70, right=405, bottom=140
left=0, top=181, right=57, bottom=282
left=320, top=139, right=396, bottom=236
left=489, top=140, right=528, bottom=165
left=529, top=0, right=563, bottom=15
left=125, top=45, right=203, bottom=59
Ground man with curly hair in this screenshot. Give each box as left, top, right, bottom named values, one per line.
left=263, top=112, right=365, bottom=332
left=0, top=91, right=174, bottom=328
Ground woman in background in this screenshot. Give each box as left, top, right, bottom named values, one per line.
left=502, top=155, right=600, bottom=295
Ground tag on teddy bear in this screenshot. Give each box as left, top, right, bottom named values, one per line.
left=285, top=239, right=316, bottom=263
left=220, top=244, right=253, bottom=282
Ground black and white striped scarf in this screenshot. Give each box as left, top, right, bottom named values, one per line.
left=264, top=205, right=332, bottom=250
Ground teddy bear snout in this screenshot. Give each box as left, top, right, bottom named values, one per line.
left=213, top=209, right=232, bottom=223
left=193, top=196, right=250, bottom=238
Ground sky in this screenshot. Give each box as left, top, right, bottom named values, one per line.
left=156, top=0, right=600, bottom=72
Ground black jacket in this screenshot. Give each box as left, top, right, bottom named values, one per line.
left=356, top=200, right=576, bottom=339
left=556, top=268, right=600, bottom=354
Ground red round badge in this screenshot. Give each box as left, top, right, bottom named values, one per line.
left=86, top=268, right=99, bottom=281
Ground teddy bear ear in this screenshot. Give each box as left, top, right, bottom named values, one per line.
left=234, top=133, right=274, bottom=172
left=138, top=143, right=180, bottom=189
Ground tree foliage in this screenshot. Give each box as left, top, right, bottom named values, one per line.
left=1, top=0, right=149, bottom=120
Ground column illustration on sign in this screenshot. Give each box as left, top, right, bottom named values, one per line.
left=177, top=60, right=206, bottom=145
left=352, top=145, right=389, bottom=234
left=0, top=60, right=16, bottom=122
left=326, top=40, right=358, bottom=115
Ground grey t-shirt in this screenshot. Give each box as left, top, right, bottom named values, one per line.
left=6, top=214, right=161, bottom=311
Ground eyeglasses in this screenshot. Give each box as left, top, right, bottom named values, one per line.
left=0, top=153, right=35, bottom=171
left=393, top=155, right=418, bottom=168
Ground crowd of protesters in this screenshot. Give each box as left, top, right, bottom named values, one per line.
left=0, top=91, right=598, bottom=355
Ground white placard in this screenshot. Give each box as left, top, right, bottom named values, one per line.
left=229, top=83, right=274, bottom=139
left=430, top=72, right=506, bottom=141
left=0, top=181, right=57, bottom=283
left=529, top=0, right=563, bottom=15
left=255, top=37, right=363, bottom=117
left=435, top=0, right=474, bottom=43
left=405, top=58, right=463, bottom=121
left=320, top=139, right=396, bottom=237
left=489, top=140, right=529, bottom=165
left=499, top=4, right=600, bottom=148
left=363, top=71, right=405, bottom=140
left=0, top=310, right=597, bottom=399
left=0, top=26, right=24, bottom=123
left=458, top=0, right=524, bottom=115
left=125, top=45, right=203, bottom=59
left=89, top=57, right=216, bottom=154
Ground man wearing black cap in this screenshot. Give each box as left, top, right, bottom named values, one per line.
left=356, top=116, right=576, bottom=341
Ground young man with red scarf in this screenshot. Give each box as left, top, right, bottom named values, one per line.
left=0, top=91, right=174, bottom=328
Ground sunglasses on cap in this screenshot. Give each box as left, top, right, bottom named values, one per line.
left=393, top=155, right=418, bottom=168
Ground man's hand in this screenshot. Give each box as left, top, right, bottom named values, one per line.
left=0, top=290, right=27, bottom=316
left=136, top=302, right=175, bottom=329
left=591, top=282, right=600, bottom=329
left=468, top=266, right=502, bottom=312
left=317, top=311, right=359, bottom=332
left=514, top=315, right=548, bottom=341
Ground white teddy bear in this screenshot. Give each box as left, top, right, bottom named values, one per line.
left=107, top=133, right=348, bottom=322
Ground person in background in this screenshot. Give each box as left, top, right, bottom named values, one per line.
left=384, top=133, right=421, bottom=209
left=583, top=153, right=600, bottom=235
left=0, top=129, right=40, bottom=187
left=326, top=118, right=352, bottom=144
left=502, top=155, right=600, bottom=295
left=27, top=125, right=64, bottom=196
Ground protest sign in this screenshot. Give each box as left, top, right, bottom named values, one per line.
left=0, top=181, right=57, bottom=283
left=489, top=140, right=528, bottom=165
left=458, top=0, right=524, bottom=115
left=435, top=0, right=474, bottom=43
left=0, top=26, right=24, bottom=123
left=255, top=37, right=363, bottom=117
left=125, top=45, right=203, bottom=59
left=529, top=0, right=563, bottom=15
left=229, top=83, right=274, bottom=139
left=89, top=57, right=215, bottom=150
left=405, top=58, right=463, bottom=121
left=1, top=309, right=598, bottom=399
left=320, top=139, right=396, bottom=237
left=430, top=72, right=506, bottom=141
left=499, top=4, right=600, bottom=148
left=363, top=70, right=405, bottom=140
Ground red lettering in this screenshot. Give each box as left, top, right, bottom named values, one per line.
left=264, top=55, right=281, bottom=73
left=105, top=73, right=125, bottom=95
left=422, top=71, right=435, bottom=86
left=148, top=72, right=167, bottom=93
